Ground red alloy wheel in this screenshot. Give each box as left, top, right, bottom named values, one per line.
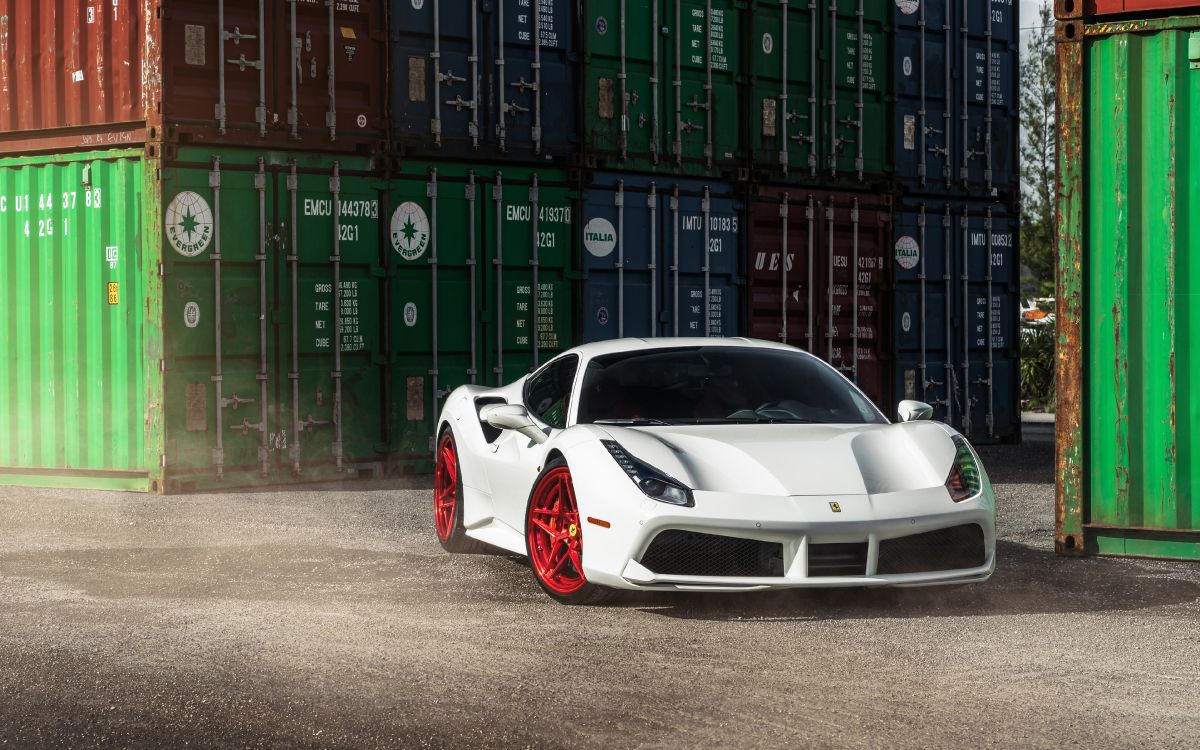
left=434, top=433, right=459, bottom=543
left=527, top=466, right=587, bottom=595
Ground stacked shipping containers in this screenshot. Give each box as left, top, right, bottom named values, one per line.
left=0, top=0, right=1022, bottom=492
left=1055, top=1, right=1200, bottom=559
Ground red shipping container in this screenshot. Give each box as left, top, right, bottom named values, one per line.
left=1057, top=0, right=1200, bottom=18
left=744, top=188, right=894, bottom=411
left=0, top=0, right=386, bottom=155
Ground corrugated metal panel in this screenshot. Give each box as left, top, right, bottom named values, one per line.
left=0, top=1, right=387, bottom=155
left=1057, top=17, right=1200, bottom=559
left=0, top=0, right=152, bottom=149
left=386, top=163, right=577, bottom=464
left=0, top=150, right=154, bottom=489
left=745, top=0, right=889, bottom=185
left=390, top=0, right=578, bottom=161
left=580, top=173, right=742, bottom=342
left=891, top=198, right=1019, bottom=442
left=892, top=0, right=1019, bottom=197
left=581, top=1, right=743, bottom=176
left=744, top=188, right=892, bottom=410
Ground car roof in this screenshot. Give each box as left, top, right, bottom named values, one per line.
left=563, top=337, right=804, bottom=360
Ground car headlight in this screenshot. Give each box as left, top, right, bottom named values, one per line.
left=601, top=440, right=695, bottom=507
left=945, top=435, right=984, bottom=503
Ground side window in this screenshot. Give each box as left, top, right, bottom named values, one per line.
left=524, top=355, right=579, bottom=430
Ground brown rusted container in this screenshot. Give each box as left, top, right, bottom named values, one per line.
left=744, top=188, right=893, bottom=411
left=0, top=0, right=386, bottom=155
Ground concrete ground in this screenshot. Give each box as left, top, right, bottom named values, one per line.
left=1, top=436, right=1198, bottom=749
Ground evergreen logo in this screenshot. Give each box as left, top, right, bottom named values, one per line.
left=896, top=0, right=920, bottom=15
left=390, top=202, right=431, bottom=261
left=895, top=235, right=920, bottom=270
left=583, top=217, right=617, bottom=258
left=165, top=192, right=214, bottom=257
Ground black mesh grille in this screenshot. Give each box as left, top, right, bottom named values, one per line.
left=808, top=542, right=868, bottom=577
left=640, top=531, right=785, bottom=577
left=877, top=524, right=987, bottom=575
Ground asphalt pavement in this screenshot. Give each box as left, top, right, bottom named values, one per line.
left=1, top=435, right=1198, bottom=749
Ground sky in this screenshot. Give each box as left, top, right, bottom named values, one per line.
left=1020, top=0, right=1050, bottom=50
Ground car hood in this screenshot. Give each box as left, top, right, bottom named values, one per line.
left=597, top=422, right=959, bottom=497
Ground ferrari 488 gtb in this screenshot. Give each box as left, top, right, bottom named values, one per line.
left=433, top=339, right=996, bottom=604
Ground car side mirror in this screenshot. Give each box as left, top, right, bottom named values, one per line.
left=479, top=403, right=549, bottom=445
left=897, top=400, right=935, bottom=423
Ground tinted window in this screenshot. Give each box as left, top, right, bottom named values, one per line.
left=524, top=355, right=579, bottom=429
left=577, top=347, right=885, bottom=425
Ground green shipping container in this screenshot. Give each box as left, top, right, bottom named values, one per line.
left=0, top=148, right=390, bottom=491
left=746, top=0, right=890, bottom=184
left=0, top=147, right=541, bottom=491
left=385, top=163, right=578, bottom=465
left=582, top=0, right=744, bottom=176
left=1056, top=17, right=1200, bottom=559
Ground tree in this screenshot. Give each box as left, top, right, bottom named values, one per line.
left=1020, top=2, right=1057, bottom=298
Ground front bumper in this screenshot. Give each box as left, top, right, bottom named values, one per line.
left=575, top=484, right=997, bottom=592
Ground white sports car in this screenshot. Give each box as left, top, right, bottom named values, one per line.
left=434, top=338, right=996, bottom=604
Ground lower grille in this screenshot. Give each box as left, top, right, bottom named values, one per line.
left=640, top=530, right=785, bottom=577
left=877, top=524, right=987, bottom=575
left=808, top=542, right=868, bottom=577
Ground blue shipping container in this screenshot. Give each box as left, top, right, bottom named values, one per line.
left=580, top=173, right=742, bottom=342
left=390, top=0, right=578, bottom=161
left=892, top=0, right=1018, bottom=197
left=892, top=198, right=1020, bottom=442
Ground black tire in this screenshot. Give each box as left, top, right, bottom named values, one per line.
left=525, top=457, right=619, bottom=605
left=434, top=428, right=487, bottom=554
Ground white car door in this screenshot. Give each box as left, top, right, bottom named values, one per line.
left=479, top=355, right=580, bottom=534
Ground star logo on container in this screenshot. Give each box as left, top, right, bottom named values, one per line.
left=390, top=201, right=430, bottom=261
left=165, top=192, right=214, bottom=257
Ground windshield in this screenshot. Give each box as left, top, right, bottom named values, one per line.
left=576, top=346, right=887, bottom=426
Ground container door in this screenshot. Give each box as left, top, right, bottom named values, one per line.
left=387, top=166, right=485, bottom=461
left=163, top=158, right=273, bottom=487
left=581, top=1, right=660, bottom=168
left=816, top=193, right=890, bottom=408
left=283, top=0, right=387, bottom=147
left=496, top=0, right=577, bottom=159
left=580, top=175, right=659, bottom=341
left=959, top=0, right=1016, bottom=193
left=958, top=203, right=1018, bottom=441
left=893, top=0, right=953, bottom=190
left=892, top=201, right=954, bottom=423
left=745, top=193, right=819, bottom=352
left=0, top=154, right=149, bottom=487
left=481, top=170, right=576, bottom=384
left=659, top=181, right=741, bottom=337
left=282, top=160, right=386, bottom=478
left=391, top=0, right=481, bottom=155
left=748, top=1, right=820, bottom=181
left=825, top=0, right=888, bottom=182
left=666, top=0, right=742, bottom=173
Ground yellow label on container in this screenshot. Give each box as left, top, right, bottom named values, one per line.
left=341, top=26, right=356, bottom=40
left=107, top=282, right=120, bottom=305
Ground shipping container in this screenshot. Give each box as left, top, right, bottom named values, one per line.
left=745, top=0, right=890, bottom=185
left=1055, top=0, right=1200, bottom=19
left=1056, top=16, right=1200, bottom=559
left=0, top=146, right=400, bottom=493
left=892, top=0, right=1019, bottom=197
left=390, top=0, right=579, bottom=162
left=579, top=172, right=742, bottom=342
left=580, top=0, right=744, bottom=176
left=743, top=188, right=892, bottom=410
left=891, top=198, right=1019, bottom=442
left=385, top=162, right=578, bottom=465
left=0, top=1, right=387, bottom=155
